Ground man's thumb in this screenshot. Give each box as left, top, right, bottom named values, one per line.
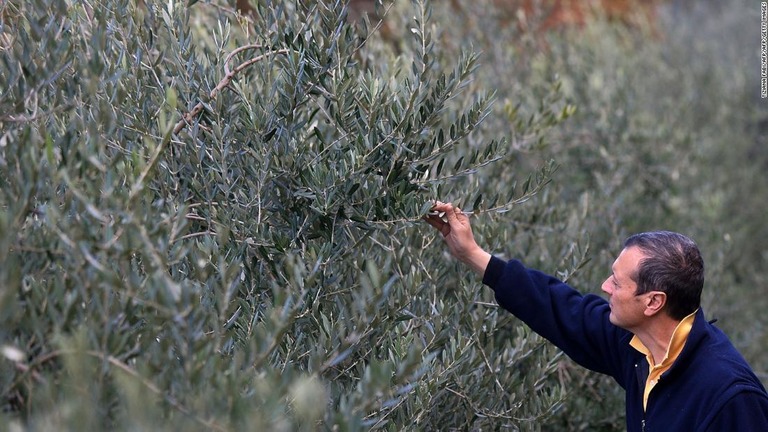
left=444, top=204, right=463, bottom=225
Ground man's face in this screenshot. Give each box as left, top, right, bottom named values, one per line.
left=601, top=246, right=649, bottom=331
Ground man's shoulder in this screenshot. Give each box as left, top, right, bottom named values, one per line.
left=661, top=319, right=768, bottom=430
left=697, top=375, right=768, bottom=431
left=682, top=315, right=766, bottom=394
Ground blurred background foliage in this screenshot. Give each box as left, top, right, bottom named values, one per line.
left=0, top=0, right=765, bottom=430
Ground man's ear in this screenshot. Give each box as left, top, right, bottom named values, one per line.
left=644, top=291, right=667, bottom=317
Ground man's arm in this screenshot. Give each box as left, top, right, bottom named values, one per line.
left=483, top=255, right=628, bottom=379
left=425, top=201, right=629, bottom=381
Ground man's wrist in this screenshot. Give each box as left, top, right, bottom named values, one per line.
left=465, top=247, right=492, bottom=277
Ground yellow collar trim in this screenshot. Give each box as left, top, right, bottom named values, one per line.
left=629, top=309, right=698, bottom=411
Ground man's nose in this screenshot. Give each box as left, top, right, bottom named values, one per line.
left=601, top=279, right=611, bottom=295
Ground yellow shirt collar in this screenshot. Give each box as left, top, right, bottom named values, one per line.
left=629, top=309, right=698, bottom=411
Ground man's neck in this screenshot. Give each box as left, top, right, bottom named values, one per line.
left=633, top=315, right=681, bottom=365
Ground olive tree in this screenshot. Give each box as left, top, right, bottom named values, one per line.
left=0, top=0, right=575, bottom=430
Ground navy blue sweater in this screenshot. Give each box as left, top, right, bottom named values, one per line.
left=483, top=256, right=768, bottom=432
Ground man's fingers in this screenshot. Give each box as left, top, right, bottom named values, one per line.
left=430, top=201, right=451, bottom=213
left=424, top=214, right=445, bottom=230
left=426, top=201, right=470, bottom=239
left=444, top=204, right=470, bottom=226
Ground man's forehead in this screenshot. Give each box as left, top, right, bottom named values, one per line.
left=615, top=246, right=646, bottom=270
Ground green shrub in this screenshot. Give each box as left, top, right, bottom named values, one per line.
left=0, top=0, right=573, bottom=430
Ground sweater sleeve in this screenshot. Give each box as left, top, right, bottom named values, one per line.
left=703, top=390, right=768, bottom=432
left=482, top=256, right=630, bottom=384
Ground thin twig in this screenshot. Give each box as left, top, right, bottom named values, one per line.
left=173, top=48, right=290, bottom=135
left=178, top=230, right=216, bottom=241
left=350, top=1, right=397, bottom=57
left=129, top=48, right=290, bottom=200
left=1, top=103, right=74, bottom=123
left=223, top=44, right=266, bottom=75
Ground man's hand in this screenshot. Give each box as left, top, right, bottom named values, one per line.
left=424, top=201, right=491, bottom=276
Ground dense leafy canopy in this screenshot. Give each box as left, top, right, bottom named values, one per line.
left=1, top=0, right=765, bottom=430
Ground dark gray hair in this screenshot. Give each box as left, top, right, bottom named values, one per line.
left=624, top=231, right=704, bottom=320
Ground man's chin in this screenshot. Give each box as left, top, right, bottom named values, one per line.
left=608, top=313, right=618, bottom=326
left=607, top=315, right=631, bottom=331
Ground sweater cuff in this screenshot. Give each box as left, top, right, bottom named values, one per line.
left=482, top=255, right=507, bottom=289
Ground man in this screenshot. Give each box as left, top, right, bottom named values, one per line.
left=425, top=201, right=768, bottom=431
